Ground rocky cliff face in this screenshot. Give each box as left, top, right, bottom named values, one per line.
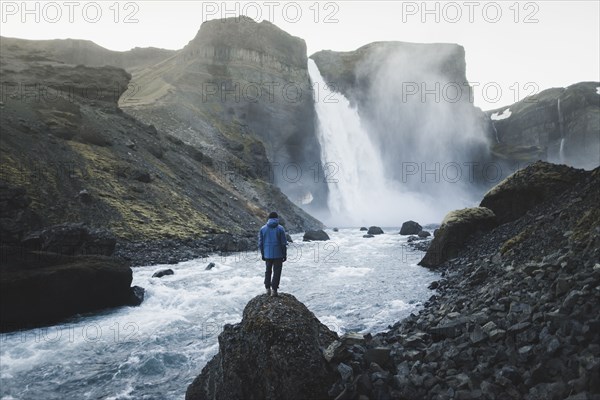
left=0, top=36, right=175, bottom=72
left=0, top=35, right=322, bottom=267
left=186, top=293, right=338, bottom=400
left=488, top=82, right=600, bottom=169
left=122, top=17, right=327, bottom=212
left=311, top=42, right=494, bottom=199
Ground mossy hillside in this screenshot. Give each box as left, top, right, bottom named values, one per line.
left=66, top=141, right=217, bottom=241
left=0, top=61, right=277, bottom=243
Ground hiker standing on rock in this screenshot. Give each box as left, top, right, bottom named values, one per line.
left=258, top=212, right=287, bottom=297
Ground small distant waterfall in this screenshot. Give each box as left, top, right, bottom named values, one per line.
left=308, top=60, right=438, bottom=226
left=557, top=98, right=566, bottom=163
left=559, top=138, right=566, bottom=163
left=492, top=123, right=500, bottom=143
left=557, top=98, right=565, bottom=137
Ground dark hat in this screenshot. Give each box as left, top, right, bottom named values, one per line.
left=268, top=211, right=278, bottom=219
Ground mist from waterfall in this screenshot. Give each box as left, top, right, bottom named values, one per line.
left=308, top=60, right=459, bottom=227
left=307, top=44, right=496, bottom=227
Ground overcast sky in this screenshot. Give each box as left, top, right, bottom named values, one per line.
left=1, top=1, right=598, bottom=109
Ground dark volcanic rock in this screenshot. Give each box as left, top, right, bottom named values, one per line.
left=21, top=223, right=116, bottom=256
left=0, top=247, right=142, bottom=331
left=400, top=220, right=422, bottom=235
left=0, top=30, right=323, bottom=267
left=480, top=161, right=587, bottom=224
left=363, top=234, right=374, bottom=238
left=186, top=293, right=338, bottom=400
left=128, top=286, right=145, bottom=305
left=417, top=230, right=431, bottom=238
left=152, top=268, right=174, bottom=278
left=303, top=230, right=330, bottom=241
left=367, top=226, right=384, bottom=235
left=205, top=262, right=216, bottom=270
left=419, top=207, right=497, bottom=267
left=0, top=182, right=41, bottom=244
left=360, top=227, right=368, bottom=231
left=487, top=82, right=600, bottom=169
left=353, top=163, right=600, bottom=400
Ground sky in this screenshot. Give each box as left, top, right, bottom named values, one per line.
left=1, top=0, right=599, bottom=110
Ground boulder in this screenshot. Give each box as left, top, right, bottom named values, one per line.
left=186, top=293, right=338, bottom=400
left=128, top=286, right=145, bottom=306
left=0, top=247, right=142, bottom=332
left=285, top=233, right=293, bottom=243
left=303, top=230, right=330, bottom=241
left=480, top=161, right=587, bottom=224
left=21, top=223, right=116, bottom=256
left=367, top=226, right=384, bottom=235
left=205, top=262, right=216, bottom=270
left=333, top=227, right=339, bottom=232
left=400, top=221, right=422, bottom=235
left=417, top=230, right=431, bottom=238
left=363, top=234, right=374, bottom=238
left=152, top=268, right=174, bottom=278
left=419, top=207, right=497, bottom=268
left=360, top=227, right=368, bottom=231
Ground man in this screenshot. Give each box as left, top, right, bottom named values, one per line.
left=258, top=211, right=287, bottom=297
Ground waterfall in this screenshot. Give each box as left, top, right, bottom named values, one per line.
left=307, top=60, right=441, bottom=226
left=492, top=123, right=500, bottom=143
left=557, top=98, right=565, bottom=137
left=557, top=98, right=566, bottom=163
left=559, top=138, right=566, bottom=163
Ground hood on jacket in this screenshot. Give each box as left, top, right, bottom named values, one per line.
left=267, top=218, right=279, bottom=228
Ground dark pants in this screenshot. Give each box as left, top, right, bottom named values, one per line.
left=264, top=259, right=283, bottom=290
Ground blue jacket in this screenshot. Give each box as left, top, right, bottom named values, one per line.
left=258, top=218, right=287, bottom=259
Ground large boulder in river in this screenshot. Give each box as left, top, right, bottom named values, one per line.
left=400, top=220, right=422, bottom=235
left=0, top=246, right=143, bottom=332
left=480, top=161, right=587, bottom=225
left=367, top=226, right=384, bottom=235
left=419, top=207, right=497, bottom=268
left=186, top=293, right=339, bottom=400
left=152, top=268, right=174, bottom=278
left=303, top=230, right=330, bottom=241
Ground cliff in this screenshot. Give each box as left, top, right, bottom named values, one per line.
left=488, top=82, right=600, bottom=169
left=311, top=42, right=494, bottom=198
left=122, top=17, right=328, bottom=212
left=0, top=32, right=322, bottom=267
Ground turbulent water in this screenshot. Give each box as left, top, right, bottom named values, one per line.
left=0, top=229, right=438, bottom=400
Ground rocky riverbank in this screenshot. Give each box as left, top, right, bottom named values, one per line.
left=187, top=162, right=599, bottom=399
